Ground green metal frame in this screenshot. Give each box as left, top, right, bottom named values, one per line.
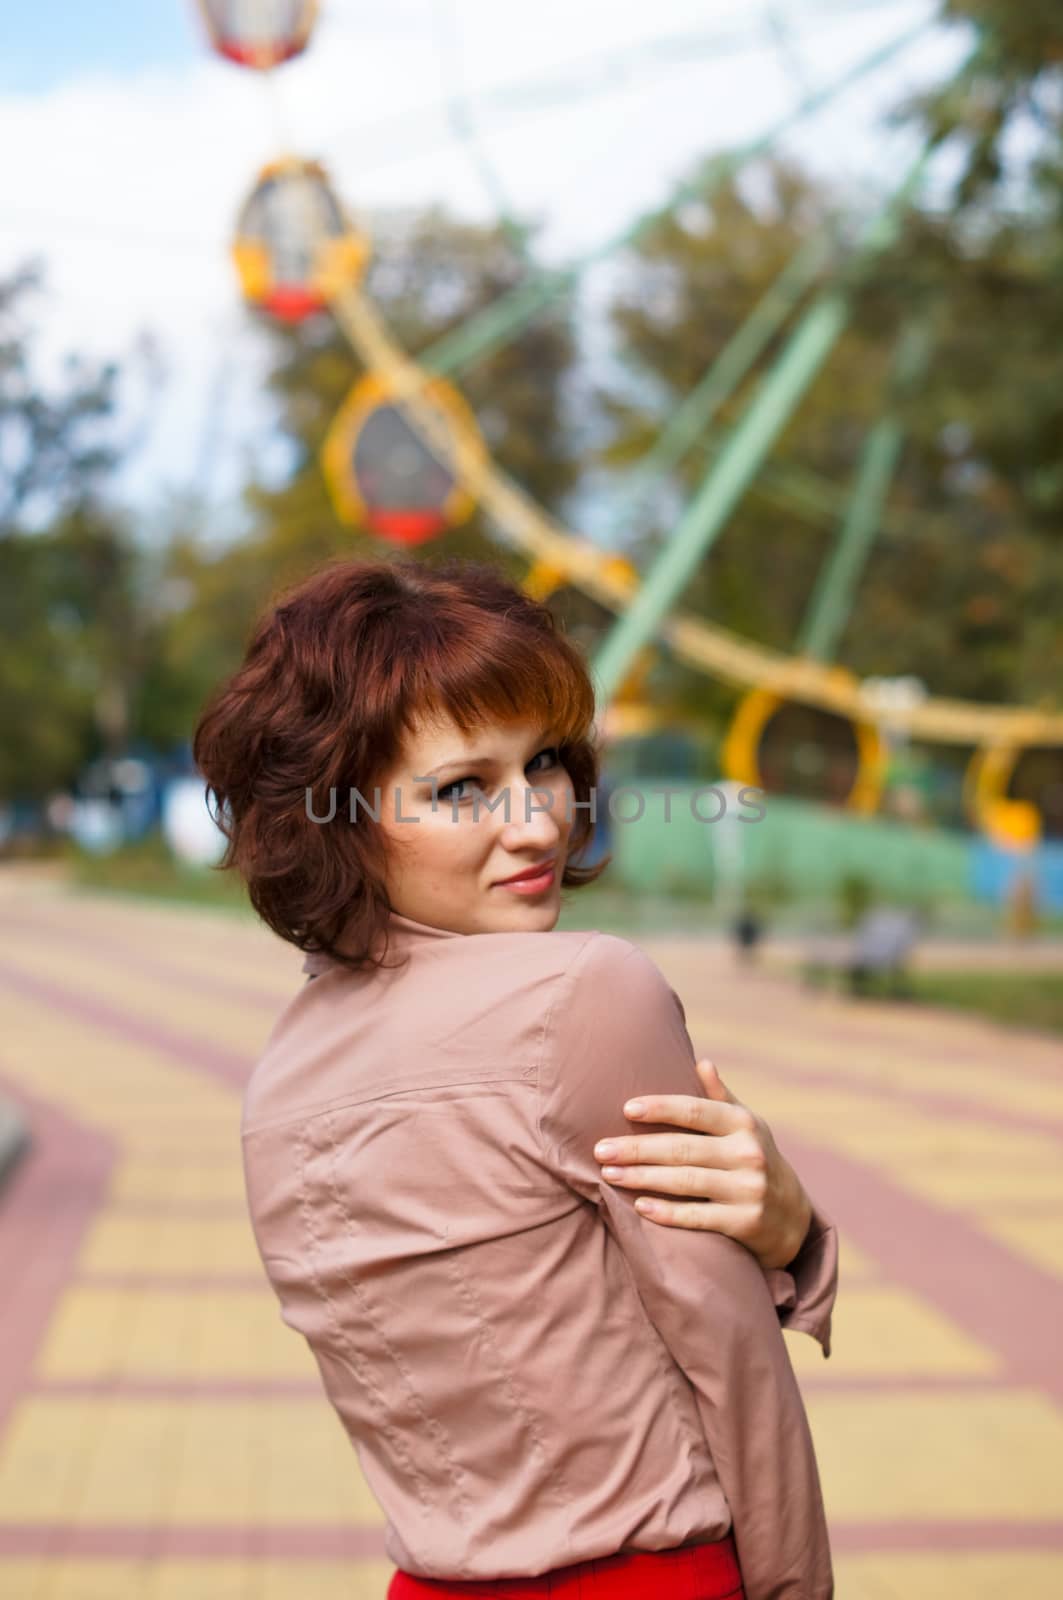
left=613, top=227, right=836, bottom=534
left=590, top=142, right=937, bottom=707
left=796, top=318, right=933, bottom=662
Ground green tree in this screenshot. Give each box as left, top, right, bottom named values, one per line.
left=916, top=2, right=1063, bottom=202
left=0, top=265, right=151, bottom=804
left=0, top=262, right=122, bottom=534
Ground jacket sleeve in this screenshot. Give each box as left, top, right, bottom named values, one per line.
left=537, top=933, right=833, bottom=1600
left=763, top=1203, right=838, bottom=1357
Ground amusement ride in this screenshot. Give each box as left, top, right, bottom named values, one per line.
left=196, top=0, right=1063, bottom=858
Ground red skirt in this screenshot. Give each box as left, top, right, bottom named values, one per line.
left=387, top=1534, right=744, bottom=1599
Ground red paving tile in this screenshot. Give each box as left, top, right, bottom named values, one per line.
left=0, top=1074, right=115, bottom=1436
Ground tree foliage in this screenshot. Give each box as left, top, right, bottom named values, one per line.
left=593, top=143, right=1063, bottom=728
left=917, top=2, right=1063, bottom=202
left=0, top=268, right=151, bottom=803
left=0, top=263, right=122, bottom=534
left=7, top=22, right=1063, bottom=816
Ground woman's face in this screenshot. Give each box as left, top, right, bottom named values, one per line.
left=375, top=712, right=577, bottom=935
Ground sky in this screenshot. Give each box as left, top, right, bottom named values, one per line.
left=0, top=0, right=967, bottom=522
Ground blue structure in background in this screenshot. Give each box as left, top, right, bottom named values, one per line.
left=66, top=742, right=209, bottom=855
left=972, top=839, right=1063, bottom=914
left=582, top=773, right=614, bottom=870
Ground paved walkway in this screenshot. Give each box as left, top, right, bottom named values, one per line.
left=0, top=874, right=1060, bottom=1599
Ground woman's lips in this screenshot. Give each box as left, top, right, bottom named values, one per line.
left=494, top=863, right=557, bottom=894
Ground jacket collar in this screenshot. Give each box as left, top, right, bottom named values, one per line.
left=301, top=908, right=462, bottom=977
left=387, top=910, right=464, bottom=942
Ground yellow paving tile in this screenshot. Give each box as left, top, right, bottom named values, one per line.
left=786, top=1286, right=998, bottom=1378
left=692, top=1014, right=1063, bottom=1123
left=731, top=1082, right=914, bottom=1135
left=106, top=1136, right=240, bottom=1159
left=826, top=1125, right=1061, bottom=1165
left=834, top=1550, right=1063, bottom=1599
left=0, top=1399, right=383, bottom=1526
left=0, top=1561, right=394, bottom=1600
left=9, top=894, right=299, bottom=986
left=806, top=1389, right=1063, bottom=1522
left=901, top=1054, right=1063, bottom=1120
left=0, top=932, right=280, bottom=1058
left=35, top=1287, right=318, bottom=1382
left=978, top=1214, right=1063, bottom=1277
left=33, top=1286, right=129, bottom=1382
left=0, top=1563, right=52, bottom=1600
left=100, top=1111, right=237, bottom=1138
left=255, top=1562, right=394, bottom=1600
left=0, top=1561, right=232, bottom=1600
left=837, top=1234, right=878, bottom=1281
left=18, top=910, right=299, bottom=983
left=907, top=1168, right=1063, bottom=1207
left=744, top=1078, right=1063, bottom=1224
left=77, top=1215, right=263, bottom=1277
left=0, top=993, right=239, bottom=1143
left=106, top=1159, right=247, bottom=1204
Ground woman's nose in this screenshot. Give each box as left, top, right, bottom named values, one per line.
left=506, top=779, right=564, bottom=844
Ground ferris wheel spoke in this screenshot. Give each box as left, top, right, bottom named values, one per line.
left=431, top=0, right=532, bottom=266
left=604, top=227, right=838, bottom=543
left=796, top=317, right=934, bottom=664
left=320, top=0, right=925, bottom=178
left=591, top=134, right=940, bottom=707
left=415, top=20, right=929, bottom=380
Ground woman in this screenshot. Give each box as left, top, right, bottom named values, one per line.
left=194, top=556, right=836, bottom=1600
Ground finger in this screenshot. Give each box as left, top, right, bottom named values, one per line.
left=695, top=1058, right=739, bottom=1106
left=618, top=1095, right=754, bottom=1138
left=597, top=1130, right=754, bottom=1170
left=633, top=1196, right=747, bottom=1234
left=601, top=1163, right=746, bottom=1202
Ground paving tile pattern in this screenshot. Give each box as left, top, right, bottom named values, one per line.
left=1, top=880, right=1061, bottom=1598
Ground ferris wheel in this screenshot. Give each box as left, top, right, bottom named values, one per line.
left=195, top=0, right=1063, bottom=846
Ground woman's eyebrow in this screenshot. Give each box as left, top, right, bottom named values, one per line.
left=421, top=732, right=555, bottom=779
left=421, top=756, right=492, bottom=778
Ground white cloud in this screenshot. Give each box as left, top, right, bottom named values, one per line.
left=0, top=0, right=958, bottom=516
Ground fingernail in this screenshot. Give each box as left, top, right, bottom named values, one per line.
left=594, top=1141, right=617, bottom=1159
left=601, top=1166, right=624, bottom=1180
left=624, top=1100, right=645, bottom=1117
left=635, top=1198, right=659, bottom=1215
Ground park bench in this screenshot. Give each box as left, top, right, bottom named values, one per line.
left=803, top=908, right=921, bottom=998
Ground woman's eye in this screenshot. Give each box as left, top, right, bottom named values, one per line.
left=436, top=749, right=559, bottom=805
left=437, top=777, right=477, bottom=803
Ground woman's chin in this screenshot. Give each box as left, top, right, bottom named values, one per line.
left=485, top=890, right=561, bottom=932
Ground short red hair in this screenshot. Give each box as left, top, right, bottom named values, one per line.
left=192, top=556, right=610, bottom=971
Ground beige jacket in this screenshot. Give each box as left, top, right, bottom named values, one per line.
left=241, top=911, right=836, bottom=1596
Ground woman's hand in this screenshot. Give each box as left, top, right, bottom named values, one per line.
left=593, top=1059, right=813, bottom=1271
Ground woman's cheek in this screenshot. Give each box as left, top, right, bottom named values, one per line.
left=555, top=773, right=576, bottom=835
